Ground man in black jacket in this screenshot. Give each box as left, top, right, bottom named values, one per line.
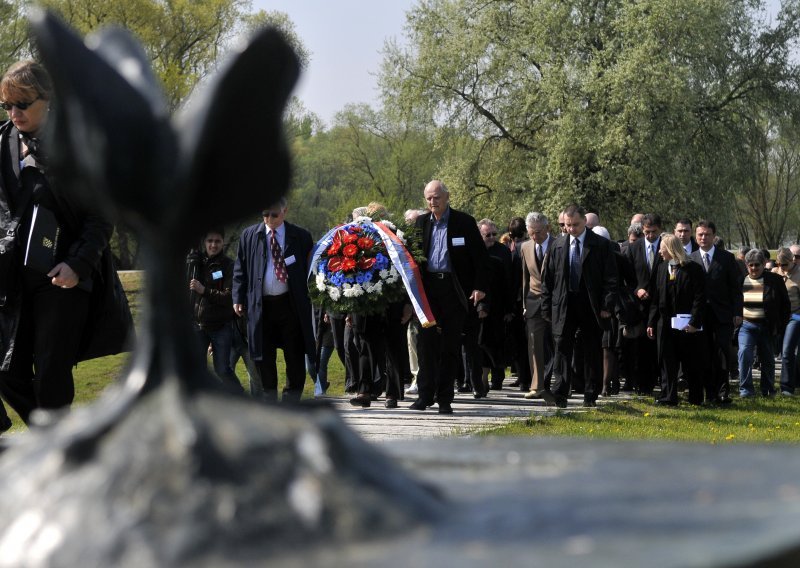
left=188, top=229, right=242, bottom=392
left=691, top=220, right=743, bottom=405
left=542, top=204, right=618, bottom=408
left=233, top=200, right=315, bottom=403
left=411, top=180, right=490, bottom=414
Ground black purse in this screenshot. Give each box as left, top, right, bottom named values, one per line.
left=0, top=191, right=31, bottom=308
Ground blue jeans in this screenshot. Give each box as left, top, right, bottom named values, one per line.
left=781, top=318, right=800, bottom=393
left=738, top=320, right=775, bottom=396
left=197, top=322, right=243, bottom=392
left=316, top=345, right=334, bottom=392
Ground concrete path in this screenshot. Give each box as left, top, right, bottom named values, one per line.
left=330, top=377, right=631, bottom=441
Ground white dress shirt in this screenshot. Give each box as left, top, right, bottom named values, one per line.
left=263, top=223, right=290, bottom=296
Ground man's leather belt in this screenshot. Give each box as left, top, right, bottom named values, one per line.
left=428, top=272, right=451, bottom=280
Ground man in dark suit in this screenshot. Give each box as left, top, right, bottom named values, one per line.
left=624, top=213, right=663, bottom=394
left=674, top=217, right=699, bottom=255
left=542, top=204, right=617, bottom=407
left=691, top=219, right=743, bottom=405
left=478, top=218, right=513, bottom=390
left=233, top=198, right=314, bottom=403
left=520, top=212, right=555, bottom=402
left=410, top=180, right=490, bottom=414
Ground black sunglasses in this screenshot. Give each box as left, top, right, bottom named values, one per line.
left=484, top=232, right=497, bottom=237
left=0, top=98, right=38, bottom=111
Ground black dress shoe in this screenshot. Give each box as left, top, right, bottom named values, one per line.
left=509, top=379, right=521, bottom=388
left=554, top=396, right=568, bottom=409
left=0, top=416, right=11, bottom=434
left=718, top=396, right=733, bottom=405
left=408, top=400, right=429, bottom=410
left=456, top=385, right=471, bottom=393
left=489, top=384, right=503, bottom=391
left=385, top=398, right=398, bottom=409
left=349, top=396, right=371, bottom=408
left=582, top=400, right=597, bottom=408
left=438, top=404, right=453, bottom=414
left=655, top=399, right=678, bottom=407
left=473, top=391, right=486, bottom=399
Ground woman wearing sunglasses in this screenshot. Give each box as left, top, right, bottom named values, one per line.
left=0, top=60, right=123, bottom=426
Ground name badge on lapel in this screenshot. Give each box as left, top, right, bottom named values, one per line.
left=452, top=237, right=465, bottom=247
left=211, top=270, right=223, bottom=280
left=285, top=255, right=296, bottom=266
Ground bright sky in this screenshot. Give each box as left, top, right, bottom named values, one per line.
left=254, top=0, right=784, bottom=127
left=253, top=0, right=415, bottom=126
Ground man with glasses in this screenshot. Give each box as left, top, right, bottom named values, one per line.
left=478, top=219, right=513, bottom=392
left=691, top=220, right=743, bottom=405
left=233, top=198, right=314, bottom=403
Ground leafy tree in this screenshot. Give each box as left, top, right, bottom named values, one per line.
left=381, top=0, right=800, bottom=238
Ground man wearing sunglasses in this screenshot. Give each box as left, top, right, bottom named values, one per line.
left=233, top=198, right=314, bottom=403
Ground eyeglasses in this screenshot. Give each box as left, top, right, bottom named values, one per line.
left=0, top=98, right=38, bottom=111
left=483, top=232, right=497, bottom=237
left=747, top=263, right=763, bottom=268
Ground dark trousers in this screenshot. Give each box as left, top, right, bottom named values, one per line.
left=552, top=291, right=603, bottom=403
left=353, top=313, right=387, bottom=397
left=418, top=275, right=467, bottom=406
left=258, top=294, right=306, bottom=402
left=0, top=268, right=90, bottom=424
left=633, top=333, right=658, bottom=394
left=703, top=315, right=734, bottom=402
left=462, top=311, right=486, bottom=396
left=508, top=314, right=530, bottom=388
left=383, top=307, right=409, bottom=398
left=328, top=312, right=350, bottom=385
left=658, top=324, right=703, bottom=404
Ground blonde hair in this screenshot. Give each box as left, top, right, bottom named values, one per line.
left=660, top=233, right=688, bottom=264
left=366, top=201, right=389, bottom=221
left=1, top=60, right=52, bottom=103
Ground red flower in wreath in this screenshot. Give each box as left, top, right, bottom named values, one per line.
left=342, top=244, right=358, bottom=258
left=341, top=258, right=356, bottom=271
left=357, top=257, right=376, bottom=270
left=357, top=237, right=374, bottom=250
left=327, top=256, right=345, bottom=272
left=343, top=232, right=359, bottom=245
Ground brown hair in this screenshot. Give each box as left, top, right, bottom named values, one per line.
left=0, top=60, right=52, bottom=104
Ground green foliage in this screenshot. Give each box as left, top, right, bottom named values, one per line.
left=380, top=0, right=800, bottom=238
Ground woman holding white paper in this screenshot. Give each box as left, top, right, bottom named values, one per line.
left=646, top=234, right=706, bottom=405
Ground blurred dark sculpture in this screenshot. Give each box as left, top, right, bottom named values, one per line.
left=0, top=11, right=440, bottom=565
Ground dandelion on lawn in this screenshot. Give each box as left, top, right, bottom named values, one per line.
left=725, top=434, right=735, bottom=440
left=643, top=412, right=651, bottom=417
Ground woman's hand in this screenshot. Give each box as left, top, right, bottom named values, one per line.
left=646, top=326, right=654, bottom=339
left=48, top=262, right=79, bottom=289
left=684, top=324, right=698, bottom=333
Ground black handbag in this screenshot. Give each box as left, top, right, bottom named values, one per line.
left=0, top=191, right=31, bottom=308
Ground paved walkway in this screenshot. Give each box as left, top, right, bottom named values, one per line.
left=331, top=377, right=631, bottom=441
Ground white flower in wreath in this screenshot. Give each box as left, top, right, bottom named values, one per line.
left=396, top=229, right=405, bottom=243
left=382, top=220, right=397, bottom=232
left=327, top=286, right=341, bottom=301
left=315, top=272, right=326, bottom=291
left=379, top=269, right=390, bottom=280
left=366, top=281, right=383, bottom=295
left=343, top=283, right=364, bottom=298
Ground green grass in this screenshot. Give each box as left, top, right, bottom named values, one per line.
left=485, top=396, right=800, bottom=444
